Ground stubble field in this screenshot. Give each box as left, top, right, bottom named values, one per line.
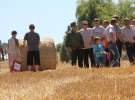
left=0, top=60, right=135, bottom=100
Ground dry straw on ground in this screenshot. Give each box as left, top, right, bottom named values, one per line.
left=0, top=62, right=135, bottom=100
left=19, top=38, right=57, bottom=71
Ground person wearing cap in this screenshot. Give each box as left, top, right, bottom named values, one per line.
left=104, top=18, right=120, bottom=67
left=80, top=20, right=95, bottom=68
left=65, top=22, right=84, bottom=67
left=112, top=15, right=123, bottom=66
left=24, top=24, right=40, bottom=71
left=8, top=31, right=21, bottom=72
left=121, top=18, right=135, bottom=65
left=93, top=36, right=106, bottom=67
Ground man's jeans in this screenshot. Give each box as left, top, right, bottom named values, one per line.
left=108, top=42, right=120, bottom=67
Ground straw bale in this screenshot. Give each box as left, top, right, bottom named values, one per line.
left=19, top=38, right=57, bottom=71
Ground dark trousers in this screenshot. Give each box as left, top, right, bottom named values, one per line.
left=82, top=48, right=95, bottom=68
left=27, top=50, right=40, bottom=66
left=125, top=42, right=135, bottom=63
left=71, top=49, right=83, bottom=67
left=116, top=40, right=123, bottom=66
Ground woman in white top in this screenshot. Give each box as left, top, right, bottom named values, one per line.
left=8, top=31, right=21, bottom=72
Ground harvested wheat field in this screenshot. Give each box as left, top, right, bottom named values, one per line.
left=0, top=61, right=135, bottom=100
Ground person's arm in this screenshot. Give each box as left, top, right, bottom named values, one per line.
left=23, top=40, right=27, bottom=47
left=121, top=28, right=125, bottom=42
left=109, top=27, right=117, bottom=43
left=102, top=27, right=105, bottom=40
left=79, top=32, right=84, bottom=48
left=64, top=34, right=72, bottom=52
left=64, top=34, right=70, bottom=48
left=37, top=34, right=40, bottom=47
left=23, top=34, right=27, bottom=47
left=110, top=32, right=116, bottom=42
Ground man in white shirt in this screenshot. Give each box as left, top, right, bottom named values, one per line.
left=121, top=18, right=135, bottom=64
left=80, top=20, right=95, bottom=68
left=104, top=18, right=120, bottom=67
left=112, top=15, right=123, bottom=66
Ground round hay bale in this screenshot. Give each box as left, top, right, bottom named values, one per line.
left=40, top=38, right=57, bottom=70
left=19, top=38, right=57, bottom=71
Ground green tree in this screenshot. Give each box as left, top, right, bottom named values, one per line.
left=117, top=0, right=135, bottom=24
left=76, top=0, right=135, bottom=26
left=60, top=43, right=71, bottom=63
left=56, top=43, right=62, bottom=52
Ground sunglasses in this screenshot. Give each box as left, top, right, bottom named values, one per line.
left=83, top=24, right=88, bottom=26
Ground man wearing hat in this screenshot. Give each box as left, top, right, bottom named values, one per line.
left=104, top=18, right=120, bottom=67
left=65, top=22, right=84, bottom=67
left=24, top=24, right=40, bottom=71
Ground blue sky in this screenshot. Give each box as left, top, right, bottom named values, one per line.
left=0, top=0, right=118, bottom=44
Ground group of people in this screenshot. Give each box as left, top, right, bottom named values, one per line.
left=65, top=15, right=135, bottom=68
left=6, top=15, right=135, bottom=72
left=8, top=24, right=40, bottom=72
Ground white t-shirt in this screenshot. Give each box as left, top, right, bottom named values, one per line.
left=92, top=26, right=105, bottom=38
left=104, top=24, right=117, bottom=42
left=80, top=28, right=94, bottom=49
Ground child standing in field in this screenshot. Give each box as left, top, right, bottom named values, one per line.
left=93, top=37, right=107, bottom=67
left=8, top=31, right=21, bottom=72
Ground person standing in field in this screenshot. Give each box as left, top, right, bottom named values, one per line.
left=8, top=31, right=21, bottom=72
left=24, top=24, right=40, bottom=71
left=104, top=18, right=120, bottom=67
left=112, top=15, right=123, bottom=66
left=65, top=22, right=84, bottom=67
left=80, top=20, right=95, bottom=68
left=121, top=18, right=135, bottom=65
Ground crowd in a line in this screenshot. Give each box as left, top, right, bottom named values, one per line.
left=8, top=24, right=40, bottom=72
left=6, top=15, right=135, bottom=72
left=64, top=15, right=135, bottom=68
